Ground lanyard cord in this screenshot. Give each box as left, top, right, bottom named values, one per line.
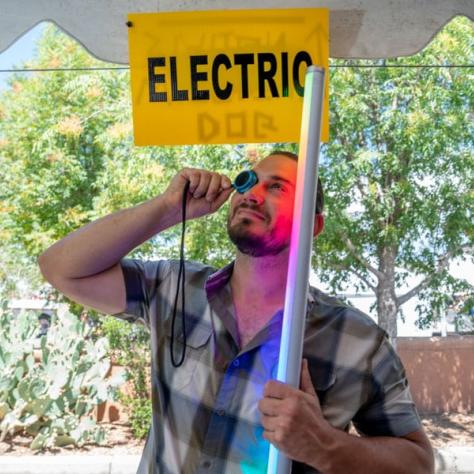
left=170, top=181, right=190, bottom=367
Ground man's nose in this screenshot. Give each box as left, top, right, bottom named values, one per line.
left=243, top=184, right=265, bottom=205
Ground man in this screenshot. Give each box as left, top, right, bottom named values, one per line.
left=36, top=312, right=51, bottom=338
left=39, top=151, right=434, bottom=473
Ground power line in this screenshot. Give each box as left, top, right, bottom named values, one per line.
left=0, top=66, right=129, bottom=73
left=331, top=64, right=474, bottom=68
left=0, top=65, right=473, bottom=74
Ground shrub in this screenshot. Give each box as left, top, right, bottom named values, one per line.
left=101, top=316, right=151, bottom=439
left=119, top=394, right=152, bottom=440
left=0, top=307, right=124, bottom=449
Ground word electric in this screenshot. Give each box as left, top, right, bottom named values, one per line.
left=148, top=51, right=313, bottom=102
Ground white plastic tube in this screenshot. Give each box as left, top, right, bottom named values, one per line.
left=266, top=66, right=326, bottom=474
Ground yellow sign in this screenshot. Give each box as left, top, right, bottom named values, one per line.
left=128, top=9, right=329, bottom=145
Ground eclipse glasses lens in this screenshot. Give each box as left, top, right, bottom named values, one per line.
left=233, top=170, right=258, bottom=194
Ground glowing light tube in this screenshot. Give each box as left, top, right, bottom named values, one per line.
left=266, top=66, right=326, bottom=474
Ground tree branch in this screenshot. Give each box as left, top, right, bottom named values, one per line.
left=332, top=264, right=377, bottom=292
left=397, top=244, right=474, bottom=306
left=342, top=235, right=385, bottom=281
left=355, top=180, right=368, bottom=201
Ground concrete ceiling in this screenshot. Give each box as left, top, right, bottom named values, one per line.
left=1, top=0, right=473, bottom=63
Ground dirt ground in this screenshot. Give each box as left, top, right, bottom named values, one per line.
left=421, top=413, right=474, bottom=449
left=0, top=423, right=144, bottom=456
left=1, top=414, right=473, bottom=456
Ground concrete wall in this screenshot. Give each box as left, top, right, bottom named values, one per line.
left=398, top=336, right=474, bottom=414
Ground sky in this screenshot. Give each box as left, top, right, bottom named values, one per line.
left=0, top=23, right=45, bottom=90
left=1, top=21, right=472, bottom=336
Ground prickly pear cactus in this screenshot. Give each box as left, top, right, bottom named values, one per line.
left=0, top=308, right=124, bottom=449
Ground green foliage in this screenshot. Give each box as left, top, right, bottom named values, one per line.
left=119, top=395, right=152, bottom=440
left=0, top=26, right=264, bottom=301
left=100, top=316, right=151, bottom=438
left=1, top=18, right=473, bottom=340
left=1, top=26, right=120, bottom=257
left=0, top=307, right=124, bottom=449
left=317, top=17, right=474, bottom=333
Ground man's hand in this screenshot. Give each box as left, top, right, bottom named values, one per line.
left=259, top=360, right=434, bottom=474
left=258, top=359, right=333, bottom=469
left=163, top=168, right=234, bottom=221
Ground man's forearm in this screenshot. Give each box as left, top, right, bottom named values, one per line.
left=312, top=426, right=434, bottom=474
left=38, top=194, right=179, bottom=280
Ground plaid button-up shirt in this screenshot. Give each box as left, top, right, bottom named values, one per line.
left=117, top=259, right=421, bottom=474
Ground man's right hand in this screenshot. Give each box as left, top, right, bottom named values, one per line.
left=163, top=168, right=234, bottom=221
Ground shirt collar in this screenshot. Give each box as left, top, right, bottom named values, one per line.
left=205, top=261, right=235, bottom=300
left=205, top=260, right=315, bottom=304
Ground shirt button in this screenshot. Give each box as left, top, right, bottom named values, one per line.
left=233, top=359, right=240, bottom=367
left=202, top=460, right=212, bottom=468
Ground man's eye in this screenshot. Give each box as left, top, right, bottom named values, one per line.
left=269, top=183, right=283, bottom=190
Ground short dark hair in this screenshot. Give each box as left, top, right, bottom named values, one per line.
left=38, top=312, right=51, bottom=322
left=267, top=150, right=324, bottom=214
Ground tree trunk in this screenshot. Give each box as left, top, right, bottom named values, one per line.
left=376, top=246, right=399, bottom=342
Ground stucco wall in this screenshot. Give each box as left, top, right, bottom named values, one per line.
left=398, top=336, right=474, bottom=414
left=97, top=336, right=474, bottom=422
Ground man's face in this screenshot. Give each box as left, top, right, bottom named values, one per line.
left=227, top=154, right=297, bottom=257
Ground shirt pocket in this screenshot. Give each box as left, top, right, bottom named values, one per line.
left=162, top=322, right=213, bottom=391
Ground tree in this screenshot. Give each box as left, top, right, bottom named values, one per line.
left=316, top=17, right=474, bottom=339
left=0, top=25, right=250, bottom=300
left=2, top=20, right=473, bottom=344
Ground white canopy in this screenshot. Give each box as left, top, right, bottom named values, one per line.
left=2, top=0, right=473, bottom=62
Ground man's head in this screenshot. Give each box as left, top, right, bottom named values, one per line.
left=227, top=151, right=324, bottom=257
left=38, top=312, right=51, bottom=324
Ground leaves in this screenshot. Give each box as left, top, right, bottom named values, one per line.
left=317, top=17, right=474, bottom=335
left=0, top=306, right=119, bottom=449
left=1, top=20, right=472, bottom=341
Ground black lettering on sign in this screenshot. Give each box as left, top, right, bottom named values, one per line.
left=170, top=57, right=188, bottom=101
left=281, top=52, right=289, bottom=97
left=146, top=51, right=314, bottom=102
left=234, top=53, right=254, bottom=99
left=293, top=51, right=312, bottom=97
left=257, top=53, right=278, bottom=98
left=148, top=57, right=167, bottom=102
left=212, top=54, right=232, bottom=100
left=190, top=55, right=209, bottom=100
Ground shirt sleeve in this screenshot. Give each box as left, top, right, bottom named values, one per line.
left=352, top=333, right=422, bottom=437
left=112, top=258, right=171, bottom=327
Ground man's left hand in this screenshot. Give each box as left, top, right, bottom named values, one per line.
left=258, top=359, right=334, bottom=467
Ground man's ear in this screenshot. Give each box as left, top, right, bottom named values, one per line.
left=313, top=214, right=324, bottom=238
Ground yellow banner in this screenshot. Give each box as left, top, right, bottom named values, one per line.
left=128, top=9, right=328, bottom=145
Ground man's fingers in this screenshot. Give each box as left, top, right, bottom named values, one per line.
left=221, top=175, right=232, bottom=190
left=206, top=173, right=223, bottom=201
left=171, top=168, right=234, bottom=218
left=258, top=396, right=281, bottom=416
left=260, top=413, right=279, bottom=432
left=193, top=172, right=211, bottom=198
left=211, top=186, right=234, bottom=210
left=181, top=169, right=200, bottom=194
left=180, top=169, right=231, bottom=200
left=263, top=380, right=295, bottom=399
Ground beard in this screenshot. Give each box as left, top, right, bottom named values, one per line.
left=227, top=204, right=289, bottom=257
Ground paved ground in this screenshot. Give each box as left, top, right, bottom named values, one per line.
left=0, top=455, right=138, bottom=474
left=435, top=447, right=474, bottom=473
left=1, top=415, right=473, bottom=473
left=0, top=448, right=473, bottom=474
